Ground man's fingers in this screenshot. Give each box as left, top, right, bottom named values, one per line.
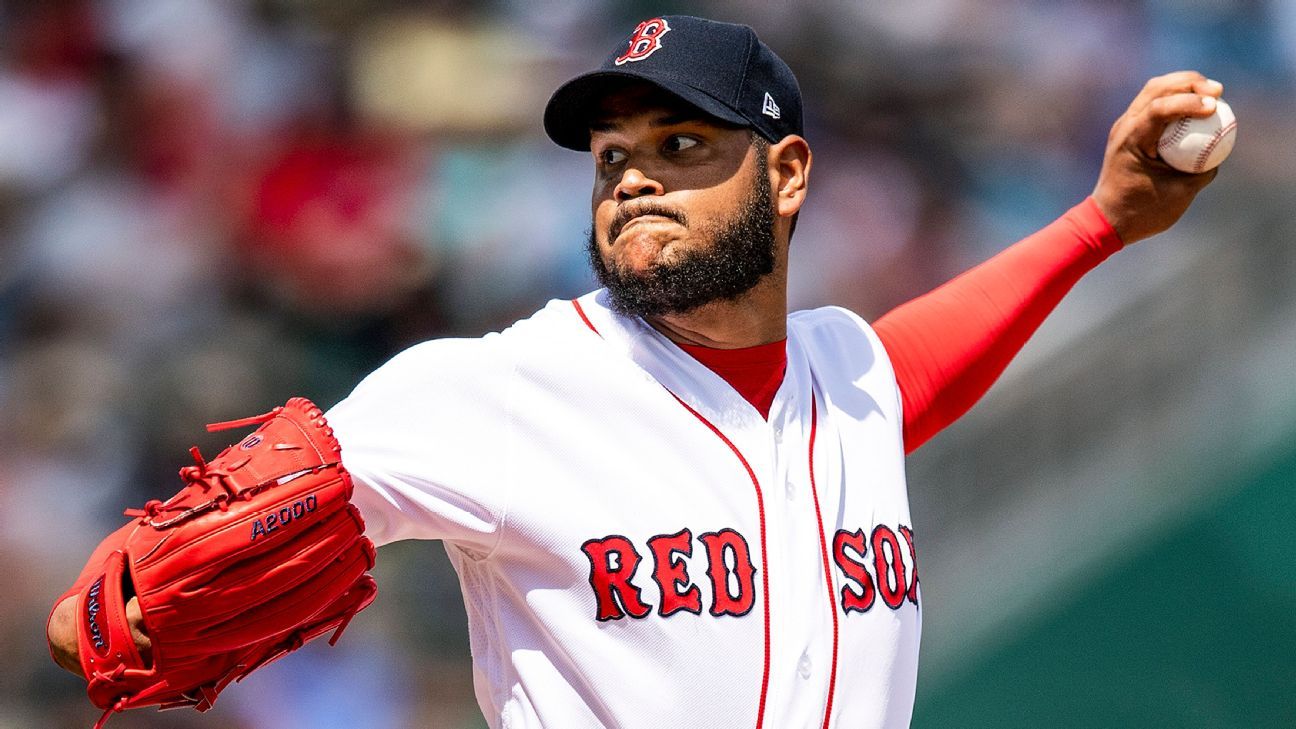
left=1194, top=77, right=1224, bottom=98
left=1129, top=93, right=1221, bottom=158
left=1152, top=92, right=1219, bottom=120
left=1164, top=166, right=1218, bottom=202
left=126, top=596, right=153, bottom=654
left=1129, top=70, right=1213, bottom=112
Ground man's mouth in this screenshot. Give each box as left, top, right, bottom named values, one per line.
left=621, top=214, right=671, bottom=231
left=612, top=213, right=680, bottom=242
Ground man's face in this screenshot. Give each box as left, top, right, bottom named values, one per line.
left=585, top=83, right=777, bottom=318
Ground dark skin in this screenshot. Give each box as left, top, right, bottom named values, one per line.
left=588, top=82, right=811, bottom=347
left=49, top=589, right=149, bottom=675
left=1092, top=72, right=1223, bottom=241
left=47, top=71, right=1222, bottom=678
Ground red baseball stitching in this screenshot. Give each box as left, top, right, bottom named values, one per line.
left=1194, top=119, right=1236, bottom=173
left=1158, top=118, right=1191, bottom=152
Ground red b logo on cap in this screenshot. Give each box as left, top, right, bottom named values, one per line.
left=615, top=18, right=671, bottom=65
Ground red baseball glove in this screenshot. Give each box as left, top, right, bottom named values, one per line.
left=62, top=398, right=377, bottom=728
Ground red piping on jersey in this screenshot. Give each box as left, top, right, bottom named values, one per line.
left=665, top=391, right=772, bottom=729
left=572, top=298, right=600, bottom=336
left=805, top=394, right=839, bottom=728
left=571, top=298, right=773, bottom=729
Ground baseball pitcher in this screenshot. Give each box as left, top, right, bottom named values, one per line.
left=47, top=15, right=1223, bottom=729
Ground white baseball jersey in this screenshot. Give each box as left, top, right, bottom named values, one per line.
left=326, top=289, right=921, bottom=728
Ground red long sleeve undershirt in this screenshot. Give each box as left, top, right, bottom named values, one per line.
left=682, top=197, right=1124, bottom=453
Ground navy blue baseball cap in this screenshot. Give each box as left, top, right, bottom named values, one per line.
left=544, top=16, right=803, bottom=151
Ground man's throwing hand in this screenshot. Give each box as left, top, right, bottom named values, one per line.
left=1092, top=71, right=1224, bottom=244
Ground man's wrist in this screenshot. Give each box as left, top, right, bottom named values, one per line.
left=1075, top=195, right=1127, bottom=257
left=47, top=595, right=85, bottom=678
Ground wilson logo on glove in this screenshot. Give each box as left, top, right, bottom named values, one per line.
left=250, top=494, right=319, bottom=541
left=85, top=578, right=107, bottom=653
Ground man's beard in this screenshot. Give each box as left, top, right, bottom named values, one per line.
left=586, top=165, right=776, bottom=319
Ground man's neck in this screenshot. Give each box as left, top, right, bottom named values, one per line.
left=643, top=277, right=788, bottom=349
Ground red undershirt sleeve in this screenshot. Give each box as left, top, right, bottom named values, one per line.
left=873, top=197, right=1125, bottom=454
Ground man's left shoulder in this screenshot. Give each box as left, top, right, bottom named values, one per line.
left=789, top=305, right=893, bottom=371
left=790, top=307, right=901, bottom=412
left=789, top=305, right=875, bottom=342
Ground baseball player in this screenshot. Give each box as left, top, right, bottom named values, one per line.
left=49, top=15, right=1222, bottom=729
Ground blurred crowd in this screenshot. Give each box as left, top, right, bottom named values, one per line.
left=1, top=1, right=1292, bottom=727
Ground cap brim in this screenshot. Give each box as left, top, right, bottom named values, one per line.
left=543, top=70, right=750, bottom=151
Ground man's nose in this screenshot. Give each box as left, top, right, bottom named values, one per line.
left=614, top=168, right=665, bottom=202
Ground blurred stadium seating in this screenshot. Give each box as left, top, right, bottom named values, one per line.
left=1, top=1, right=1292, bottom=727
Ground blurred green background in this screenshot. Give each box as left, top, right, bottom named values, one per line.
left=1, top=1, right=1293, bottom=727
left=914, top=432, right=1296, bottom=728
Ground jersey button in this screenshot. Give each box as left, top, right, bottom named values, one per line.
left=798, top=650, right=813, bottom=679
left=785, top=480, right=795, bottom=499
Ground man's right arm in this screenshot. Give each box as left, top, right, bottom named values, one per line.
left=873, top=71, right=1222, bottom=453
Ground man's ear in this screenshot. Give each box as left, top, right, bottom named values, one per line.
left=769, top=134, right=811, bottom=219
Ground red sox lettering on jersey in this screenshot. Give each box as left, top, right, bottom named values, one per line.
left=328, top=291, right=921, bottom=728
left=582, top=523, right=918, bottom=621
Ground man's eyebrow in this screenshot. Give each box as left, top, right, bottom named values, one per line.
left=589, top=111, right=708, bottom=134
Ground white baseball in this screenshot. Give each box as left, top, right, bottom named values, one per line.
left=1157, top=99, right=1237, bottom=174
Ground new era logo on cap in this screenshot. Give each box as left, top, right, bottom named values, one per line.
left=762, top=92, right=781, bottom=120
left=543, top=15, right=804, bottom=151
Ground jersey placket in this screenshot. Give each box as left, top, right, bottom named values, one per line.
left=762, top=380, right=840, bottom=728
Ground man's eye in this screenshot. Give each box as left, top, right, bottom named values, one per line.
left=664, top=135, right=699, bottom=153
left=600, top=148, right=628, bottom=166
